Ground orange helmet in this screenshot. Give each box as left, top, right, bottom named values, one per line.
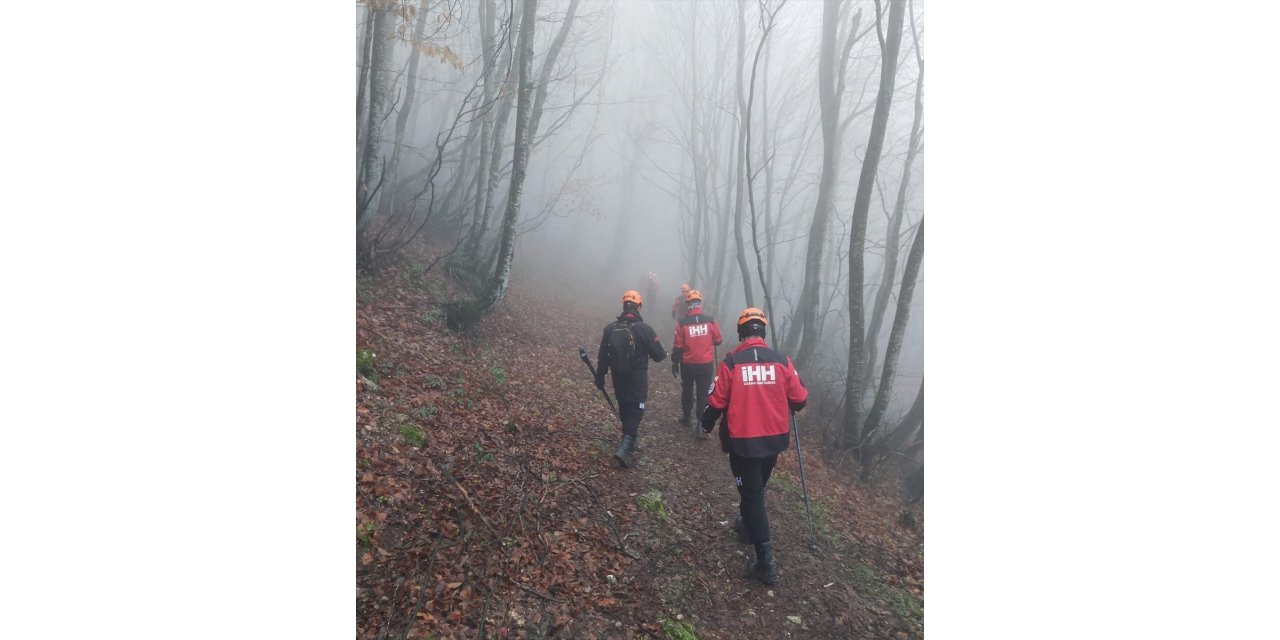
left=737, top=307, right=768, bottom=326
left=622, top=290, right=643, bottom=306
left=680, top=283, right=690, bottom=293
left=685, top=289, right=703, bottom=304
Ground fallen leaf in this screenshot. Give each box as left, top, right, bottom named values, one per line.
left=787, top=616, right=803, bottom=624
left=446, top=581, right=463, bottom=589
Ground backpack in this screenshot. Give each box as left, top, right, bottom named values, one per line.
left=608, top=321, right=638, bottom=374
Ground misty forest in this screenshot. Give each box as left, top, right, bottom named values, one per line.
left=356, top=0, right=924, bottom=637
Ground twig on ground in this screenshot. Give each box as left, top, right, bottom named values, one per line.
left=507, top=575, right=560, bottom=602
left=444, top=466, right=498, bottom=535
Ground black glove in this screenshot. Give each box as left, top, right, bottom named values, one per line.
left=671, top=362, right=680, bottom=379
left=701, top=418, right=714, bottom=434
left=594, top=373, right=606, bottom=391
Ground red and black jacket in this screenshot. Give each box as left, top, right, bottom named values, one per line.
left=671, top=307, right=723, bottom=366
left=703, top=337, right=808, bottom=457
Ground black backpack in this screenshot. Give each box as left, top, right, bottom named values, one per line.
left=608, top=321, right=638, bottom=374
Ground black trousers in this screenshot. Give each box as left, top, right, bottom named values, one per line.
left=729, top=452, right=778, bottom=545
left=679, top=362, right=714, bottom=419
left=618, top=401, right=646, bottom=438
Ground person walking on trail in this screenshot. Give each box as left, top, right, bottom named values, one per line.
left=595, top=289, right=667, bottom=468
left=642, top=272, right=659, bottom=311
left=670, top=289, right=722, bottom=437
left=671, top=284, right=691, bottom=323
left=700, top=308, right=808, bottom=586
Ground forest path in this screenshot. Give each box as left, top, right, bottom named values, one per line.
left=592, top=355, right=920, bottom=639
left=356, top=242, right=921, bottom=639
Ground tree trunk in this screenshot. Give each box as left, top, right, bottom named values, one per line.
left=860, top=218, right=922, bottom=451
left=761, top=35, right=777, bottom=305
left=841, top=0, right=907, bottom=449
left=686, top=2, right=705, bottom=289
left=480, top=0, right=579, bottom=267
left=746, top=0, right=786, bottom=342
left=376, top=0, right=431, bottom=220
left=477, top=0, right=539, bottom=314
left=861, top=53, right=923, bottom=400
left=461, top=0, right=500, bottom=263
left=787, top=0, right=844, bottom=365
left=709, top=130, right=734, bottom=315
left=466, top=0, right=519, bottom=264
left=357, top=1, right=393, bottom=233
left=732, top=0, right=755, bottom=308
left=356, top=4, right=376, bottom=172
left=527, top=0, right=581, bottom=143
left=883, top=380, right=923, bottom=452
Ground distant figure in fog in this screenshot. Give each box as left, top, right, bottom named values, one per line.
left=642, top=272, right=659, bottom=312
left=671, top=284, right=691, bottom=323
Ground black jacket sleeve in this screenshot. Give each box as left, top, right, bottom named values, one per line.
left=596, top=327, right=612, bottom=378
left=637, top=323, right=667, bottom=363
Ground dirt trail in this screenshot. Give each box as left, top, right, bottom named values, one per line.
left=356, top=243, right=922, bottom=639
left=585, top=353, right=921, bottom=639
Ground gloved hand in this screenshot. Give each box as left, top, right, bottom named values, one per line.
left=594, top=373, right=606, bottom=391
left=671, top=362, right=680, bottom=379
left=701, top=418, right=714, bottom=434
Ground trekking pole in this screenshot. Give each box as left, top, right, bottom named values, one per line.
left=578, top=348, right=618, bottom=416
left=791, top=412, right=819, bottom=552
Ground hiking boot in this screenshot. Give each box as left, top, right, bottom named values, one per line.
left=613, top=435, right=636, bottom=468
left=750, top=541, right=777, bottom=586
left=734, top=516, right=749, bottom=544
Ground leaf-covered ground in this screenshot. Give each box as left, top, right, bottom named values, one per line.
left=356, top=241, right=923, bottom=639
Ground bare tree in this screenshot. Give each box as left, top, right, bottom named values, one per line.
left=860, top=379, right=923, bottom=481
left=786, top=0, right=863, bottom=367
left=447, top=0, right=539, bottom=328
left=357, top=0, right=394, bottom=229
left=861, top=0, right=923, bottom=401
left=841, top=0, right=906, bottom=450
left=731, top=0, right=756, bottom=308
left=462, top=0, right=517, bottom=266
left=527, top=0, right=583, bottom=144
left=376, top=0, right=433, bottom=221
left=859, top=218, right=922, bottom=453
left=356, top=3, right=376, bottom=164
left=745, top=0, right=789, bottom=341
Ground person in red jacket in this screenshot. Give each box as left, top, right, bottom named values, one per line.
left=670, top=289, right=722, bottom=437
left=671, top=284, right=691, bottom=323
left=701, top=307, right=807, bottom=586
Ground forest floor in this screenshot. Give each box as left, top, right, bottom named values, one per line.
left=356, top=240, right=924, bottom=639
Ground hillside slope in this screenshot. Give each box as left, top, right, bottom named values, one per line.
left=356, top=242, right=923, bottom=639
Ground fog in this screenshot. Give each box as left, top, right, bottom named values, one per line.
left=358, top=0, right=924, bottom=440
